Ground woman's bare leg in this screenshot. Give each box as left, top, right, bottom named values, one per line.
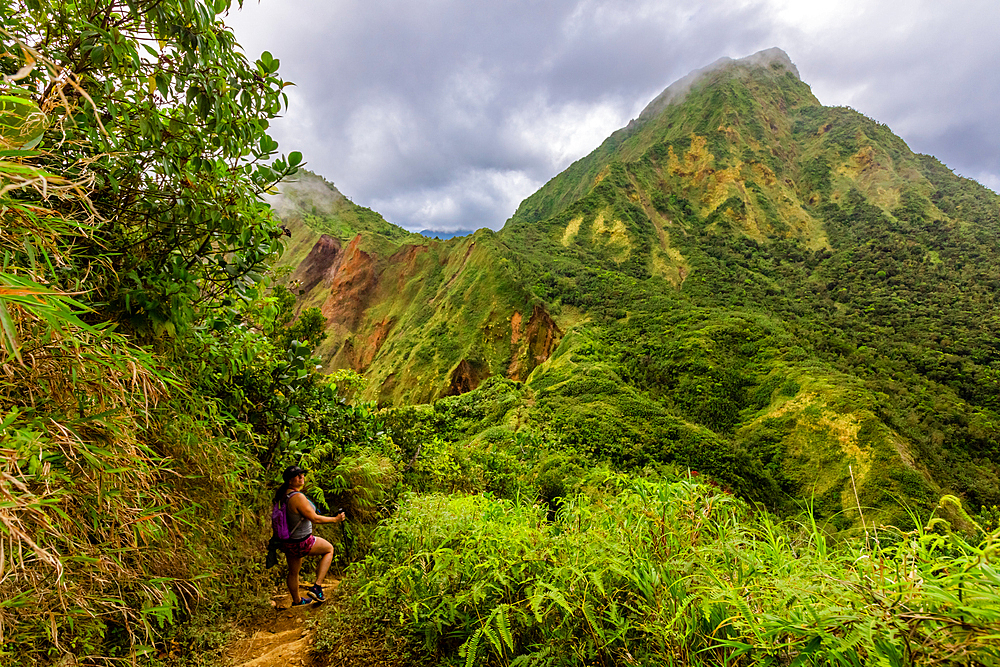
left=309, top=536, right=334, bottom=587
left=286, top=554, right=303, bottom=602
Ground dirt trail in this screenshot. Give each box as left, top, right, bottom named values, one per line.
left=228, top=580, right=340, bottom=667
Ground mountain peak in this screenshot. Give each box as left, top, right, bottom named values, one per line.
left=636, top=47, right=799, bottom=123
left=267, top=169, right=347, bottom=219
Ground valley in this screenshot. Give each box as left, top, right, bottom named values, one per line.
left=269, top=48, right=1000, bottom=531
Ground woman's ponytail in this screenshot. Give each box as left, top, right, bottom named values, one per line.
left=273, top=480, right=292, bottom=505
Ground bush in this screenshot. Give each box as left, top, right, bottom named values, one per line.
left=334, top=484, right=1000, bottom=667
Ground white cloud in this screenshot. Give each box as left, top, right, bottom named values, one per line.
left=371, top=168, right=540, bottom=231
left=766, top=0, right=869, bottom=32
left=505, top=96, right=630, bottom=173
left=973, top=172, right=1000, bottom=194
left=441, top=61, right=499, bottom=129
left=343, top=96, right=426, bottom=183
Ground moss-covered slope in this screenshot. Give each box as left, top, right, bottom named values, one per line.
left=273, top=49, right=1000, bottom=527
left=270, top=173, right=559, bottom=406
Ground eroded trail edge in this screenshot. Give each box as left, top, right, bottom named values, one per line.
left=228, top=580, right=340, bottom=667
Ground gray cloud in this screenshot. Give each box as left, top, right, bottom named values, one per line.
left=229, top=0, right=1000, bottom=231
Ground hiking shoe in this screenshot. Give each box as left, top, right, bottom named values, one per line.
left=307, top=584, right=325, bottom=603
left=290, top=597, right=313, bottom=607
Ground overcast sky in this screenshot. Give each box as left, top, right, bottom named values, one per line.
left=227, top=0, right=1000, bottom=232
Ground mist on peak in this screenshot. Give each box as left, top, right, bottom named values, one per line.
left=635, top=47, right=800, bottom=124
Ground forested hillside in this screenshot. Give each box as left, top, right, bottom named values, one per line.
left=274, top=49, right=1000, bottom=530
left=3, top=3, right=999, bottom=665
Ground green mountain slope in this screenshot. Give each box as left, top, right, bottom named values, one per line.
left=275, top=48, right=1000, bottom=527
left=270, top=173, right=558, bottom=405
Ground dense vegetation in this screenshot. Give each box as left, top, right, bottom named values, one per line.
left=330, top=487, right=1000, bottom=666
left=265, top=51, right=1000, bottom=665
left=3, top=4, right=999, bottom=665
left=275, top=52, right=1000, bottom=532
left=0, top=1, right=383, bottom=663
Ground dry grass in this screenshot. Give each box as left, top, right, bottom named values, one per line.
left=1, top=94, right=215, bottom=662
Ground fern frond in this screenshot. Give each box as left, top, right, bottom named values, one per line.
left=588, top=570, right=606, bottom=597
left=542, top=583, right=574, bottom=615
left=581, top=600, right=605, bottom=645
left=530, top=588, right=546, bottom=622
left=464, top=628, right=482, bottom=667
left=495, top=604, right=514, bottom=652
left=483, top=623, right=501, bottom=653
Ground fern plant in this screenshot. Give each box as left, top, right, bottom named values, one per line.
left=337, top=479, right=1000, bottom=667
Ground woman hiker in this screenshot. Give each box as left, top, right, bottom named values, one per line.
left=274, top=465, right=346, bottom=606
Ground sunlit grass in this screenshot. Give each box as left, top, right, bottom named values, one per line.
left=329, top=480, right=1000, bottom=666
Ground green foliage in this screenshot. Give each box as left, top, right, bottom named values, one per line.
left=264, top=50, right=1000, bottom=667
left=799, top=155, right=833, bottom=198
left=261, top=284, right=328, bottom=351
left=2, top=0, right=297, bottom=338
left=0, top=2, right=359, bottom=662
left=266, top=48, right=1000, bottom=533
left=9, top=23, right=1000, bottom=665
left=338, top=482, right=1000, bottom=667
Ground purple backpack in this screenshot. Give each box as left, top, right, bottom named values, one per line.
left=271, top=491, right=300, bottom=540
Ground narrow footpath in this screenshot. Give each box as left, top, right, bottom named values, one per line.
left=227, top=580, right=339, bottom=667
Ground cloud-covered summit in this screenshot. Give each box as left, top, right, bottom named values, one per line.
left=635, top=46, right=799, bottom=124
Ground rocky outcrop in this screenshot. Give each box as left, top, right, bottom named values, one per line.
left=290, top=230, right=560, bottom=401
left=320, top=235, right=377, bottom=330
left=357, top=317, right=395, bottom=370
left=387, top=244, right=429, bottom=292
left=447, top=358, right=489, bottom=396
left=507, top=304, right=562, bottom=381
left=291, top=234, right=342, bottom=295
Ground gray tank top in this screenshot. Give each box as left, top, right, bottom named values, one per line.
left=285, top=491, right=314, bottom=540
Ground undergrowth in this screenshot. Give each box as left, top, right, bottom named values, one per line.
left=316, top=480, right=1000, bottom=667
left=0, top=4, right=357, bottom=662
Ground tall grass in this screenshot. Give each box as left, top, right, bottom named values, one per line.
left=331, top=479, right=1000, bottom=666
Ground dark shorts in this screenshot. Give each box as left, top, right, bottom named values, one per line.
left=279, top=535, right=315, bottom=558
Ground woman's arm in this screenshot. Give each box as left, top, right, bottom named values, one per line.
left=289, top=493, right=346, bottom=524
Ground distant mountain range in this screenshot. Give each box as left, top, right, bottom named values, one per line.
left=268, top=48, right=1000, bottom=529
left=418, top=229, right=478, bottom=240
